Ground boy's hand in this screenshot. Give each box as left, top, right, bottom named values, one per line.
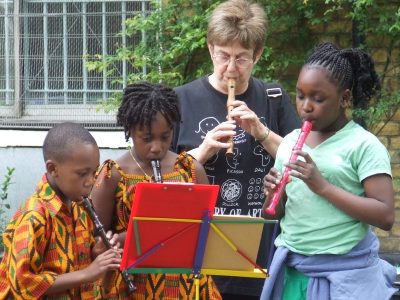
left=92, top=231, right=121, bottom=258
left=43, top=247, right=123, bottom=294
left=106, top=230, right=120, bottom=248
left=84, top=248, right=122, bottom=282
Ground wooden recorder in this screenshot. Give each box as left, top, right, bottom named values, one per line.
left=225, top=78, right=235, bottom=158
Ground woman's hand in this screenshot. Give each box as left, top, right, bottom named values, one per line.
left=189, top=121, right=236, bottom=164
left=229, top=100, right=266, bottom=141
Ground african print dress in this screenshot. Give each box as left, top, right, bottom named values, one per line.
left=93, top=152, right=221, bottom=300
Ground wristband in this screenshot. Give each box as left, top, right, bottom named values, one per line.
left=256, top=127, right=270, bottom=143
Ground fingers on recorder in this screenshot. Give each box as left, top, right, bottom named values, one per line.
left=86, top=248, right=122, bottom=283
left=263, top=168, right=281, bottom=195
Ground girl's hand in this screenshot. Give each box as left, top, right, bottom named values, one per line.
left=263, top=167, right=282, bottom=197
left=262, top=167, right=287, bottom=219
left=285, top=150, right=328, bottom=195
left=84, top=248, right=122, bottom=282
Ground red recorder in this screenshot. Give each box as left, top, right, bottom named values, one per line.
left=265, top=120, right=313, bottom=215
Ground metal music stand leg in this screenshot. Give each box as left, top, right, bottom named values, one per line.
left=192, top=210, right=213, bottom=300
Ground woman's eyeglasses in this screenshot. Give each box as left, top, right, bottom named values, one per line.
left=212, top=54, right=254, bottom=69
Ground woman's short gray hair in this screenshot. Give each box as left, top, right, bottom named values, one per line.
left=207, top=0, right=267, bottom=59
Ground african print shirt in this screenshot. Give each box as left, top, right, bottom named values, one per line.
left=0, top=174, right=96, bottom=299
left=93, top=152, right=221, bottom=300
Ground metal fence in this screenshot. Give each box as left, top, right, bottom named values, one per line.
left=0, top=0, right=151, bottom=129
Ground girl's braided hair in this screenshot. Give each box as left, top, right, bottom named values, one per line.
left=117, top=82, right=182, bottom=142
left=304, top=41, right=381, bottom=106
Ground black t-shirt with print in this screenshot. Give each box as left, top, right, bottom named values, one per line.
left=171, top=75, right=301, bottom=296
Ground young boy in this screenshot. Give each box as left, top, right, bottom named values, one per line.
left=0, top=122, right=122, bottom=299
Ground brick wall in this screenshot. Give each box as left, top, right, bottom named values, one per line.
left=375, top=110, right=400, bottom=253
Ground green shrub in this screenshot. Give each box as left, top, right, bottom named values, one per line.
left=86, top=0, right=400, bottom=133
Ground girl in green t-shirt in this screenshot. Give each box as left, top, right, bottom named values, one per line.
left=261, top=41, right=397, bottom=300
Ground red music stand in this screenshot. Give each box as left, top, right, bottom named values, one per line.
left=120, top=182, right=278, bottom=299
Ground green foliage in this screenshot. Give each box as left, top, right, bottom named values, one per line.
left=96, top=92, right=124, bottom=114
left=86, top=0, right=400, bottom=133
left=394, top=176, right=400, bottom=187
left=352, top=89, right=400, bottom=134
left=331, top=0, right=400, bottom=133
left=0, top=167, right=15, bottom=253
left=85, top=0, right=217, bottom=93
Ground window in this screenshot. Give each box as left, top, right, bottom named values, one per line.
left=0, top=0, right=151, bottom=129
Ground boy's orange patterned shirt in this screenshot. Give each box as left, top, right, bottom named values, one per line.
left=0, top=174, right=96, bottom=299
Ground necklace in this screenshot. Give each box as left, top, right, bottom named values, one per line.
left=130, top=149, right=152, bottom=182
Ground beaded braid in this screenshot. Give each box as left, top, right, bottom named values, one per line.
left=117, top=82, right=182, bottom=142
left=304, top=41, right=381, bottom=107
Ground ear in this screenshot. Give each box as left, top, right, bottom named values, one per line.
left=207, top=43, right=213, bottom=58
left=129, top=126, right=136, bottom=140
left=46, top=160, right=58, bottom=177
left=253, top=49, right=264, bottom=64
left=341, top=89, right=351, bottom=108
